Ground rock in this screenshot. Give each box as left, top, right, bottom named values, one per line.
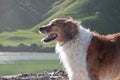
left=0, top=70, right=68, bottom=80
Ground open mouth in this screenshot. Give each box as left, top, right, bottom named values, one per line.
left=41, top=33, right=58, bottom=43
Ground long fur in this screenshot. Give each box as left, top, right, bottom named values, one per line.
left=40, top=17, right=120, bottom=80
left=56, top=25, right=92, bottom=80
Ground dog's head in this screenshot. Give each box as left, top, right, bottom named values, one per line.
left=39, top=17, right=79, bottom=44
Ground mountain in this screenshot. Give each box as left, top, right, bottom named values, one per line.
left=1, top=0, right=120, bottom=34
left=0, top=0, right=120, bottom=47
left=34, top=0, right=120, bottom=34
left=0, top=0, right=58, bottom=32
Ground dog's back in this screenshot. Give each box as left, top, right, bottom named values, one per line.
left=87, top=32, right=120, bottom=80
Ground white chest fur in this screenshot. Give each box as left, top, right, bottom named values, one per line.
left=56, top=26, right=92, bottom=80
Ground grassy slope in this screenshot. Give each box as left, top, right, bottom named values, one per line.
left=0, top=0, right=59, bottom=32
left=34, top=0, right=120, bottom=34
left=0, top=0, right=120, bottom=47
left=0, top=30, right=43, bottom=47
left=32, top=0, right=98, bottom=32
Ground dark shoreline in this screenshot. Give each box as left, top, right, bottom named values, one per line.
left=0, top=44, right=54, bottom=53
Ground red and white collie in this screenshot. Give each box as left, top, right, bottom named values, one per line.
left=39, top=17, right=120, bottom=80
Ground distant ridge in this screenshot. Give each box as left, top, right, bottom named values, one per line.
left=0, top=0, right=58, bottom=32
left=34, top=0, right=120, bottom=34
left=0, top=0, right=120, bottom=47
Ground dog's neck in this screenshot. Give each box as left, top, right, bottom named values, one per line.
left=57, top=25, right=92, bottom=46
left=79, top=26, right=92, bottom=43
left=56, top=25, right=92, bottom=80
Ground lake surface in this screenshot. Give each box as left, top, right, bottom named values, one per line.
left=0, top=52, right=59, bottom=64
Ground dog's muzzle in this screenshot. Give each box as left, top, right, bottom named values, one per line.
left=39, top=27, right=45, bottom=33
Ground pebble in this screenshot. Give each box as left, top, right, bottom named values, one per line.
left=0, top=70, right=68, bottom=80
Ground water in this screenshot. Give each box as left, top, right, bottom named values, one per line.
left=0, top=52, right=58, bottom=64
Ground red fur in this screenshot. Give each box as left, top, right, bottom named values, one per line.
left=87, top=32, right=120, bottom=79
left=40, top=18, right=120, bottom=80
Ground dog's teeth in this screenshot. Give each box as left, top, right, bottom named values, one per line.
left=53, top=34, right=56, bottom=37
left=48, top=34, right=56, bottom=38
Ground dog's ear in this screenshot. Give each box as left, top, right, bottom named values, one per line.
left=65, top=20, right=76, bottom=28
left=64, top=20, right=78, bottom=40
left=65, top=17, right=81, bottom=25
left=66, top=16, right=73, bottom=20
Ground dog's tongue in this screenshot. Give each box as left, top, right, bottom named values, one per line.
left=43, top=33, right=57, bottom=43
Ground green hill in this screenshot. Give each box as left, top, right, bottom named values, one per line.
left=0, top=0, right=58, bottom=32
left=33, top=0, right=120, bottom=34
left=0, top=0, right=120, bottom=47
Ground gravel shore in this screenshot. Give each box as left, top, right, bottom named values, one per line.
left=0, top=70, right=68, bottom=80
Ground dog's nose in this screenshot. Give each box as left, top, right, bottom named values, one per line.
left=39, top=27, right=44, bottom=32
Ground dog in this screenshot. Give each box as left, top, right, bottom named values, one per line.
left=39, top=17, right=120, bottom=80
